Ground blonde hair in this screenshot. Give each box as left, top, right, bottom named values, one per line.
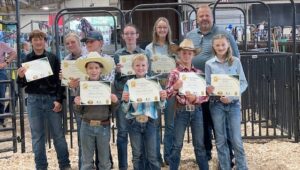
left=64, top=32, right=80, bottom=45
left=151, top=17, right=173, bottom=54
left=131, top=54, right=148, bottom=67
left=212, top=34, right=234, bottom=66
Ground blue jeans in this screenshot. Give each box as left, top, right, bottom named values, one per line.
left=163, top=97, right=175, bottom=163
left=0, top=70, right=7, bottom=124
left=169, top=107, right=208, bottom=170
left=80, top=121, right=111, bottom=170
left=128, top=118, right=160, bottom=170
left=210, top=101, right=248, bottom=170
left=27, top=94, right=70, bottom=170
left=116, top=107, right=129, bottom=170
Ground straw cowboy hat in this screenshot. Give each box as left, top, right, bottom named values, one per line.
left=170, top=39, right=201, bottom=55
left=76, top=52, right=114, bottom=75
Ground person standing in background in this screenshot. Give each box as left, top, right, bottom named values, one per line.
left=0, top=41, right=17, bottom=128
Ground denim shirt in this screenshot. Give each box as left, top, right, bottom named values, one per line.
left=121, top=77, right=165, bottom=119
left=205, top=56, right=248, bottom=102
left=113, top=47, right=148, bottom=99
left=186, top=25, right=240, bottom=71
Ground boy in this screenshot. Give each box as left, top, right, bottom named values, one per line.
left=74, top=52, right=118, bottom=170
left=121, top=54, right=167, bottom=170
left=166, top=39, right=213, bottom=170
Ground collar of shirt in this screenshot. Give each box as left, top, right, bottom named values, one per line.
left=123, top=46, right=142, bottom=54
left=197, top=25, right=216, bottom=35
left=176, top=63, right=198, bottom=72
left=212, top=55, right=226, bottom=64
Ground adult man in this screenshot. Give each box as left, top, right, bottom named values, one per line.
left=186, top=4, right=239, bottom=162
left=17, top=30, right=71, bottom=170
left=0, top=42, right=17, bottom=127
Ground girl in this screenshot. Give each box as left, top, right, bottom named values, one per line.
left=205, top=34, right=248, bottom=170
left=145, top=17, right=175, bottom=166
left=121, top=54, right=167, bottom=170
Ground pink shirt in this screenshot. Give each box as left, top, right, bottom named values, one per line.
left=0, top=42, right=14, bottom=63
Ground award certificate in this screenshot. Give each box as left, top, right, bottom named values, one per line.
left=179, top=72, right=206, bottom=96
left=211, top=74, right=240, bottom=96
left=151, top=55, right=176, bottom=74
left=80, top=81, right=111, bottom=105
left=61, top=60, right=88, bottom=86
left=119, top=54, right=136, bottom=76
left=128, top=78, right=160, bottom=103
left=22, top=57, right=53, bottom=82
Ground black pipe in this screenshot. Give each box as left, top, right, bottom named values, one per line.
left=15, top=0, right=26, bottom=153
left=212, top=0, right=271, bottom=53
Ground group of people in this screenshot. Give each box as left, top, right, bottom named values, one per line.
left=14, top=4, right=248, bottom=170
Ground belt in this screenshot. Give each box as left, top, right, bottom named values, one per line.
left=176, top=104, right=200, bottom=112
left=135, top=115, right=149, bottom=123
left=82, top=118, right=110, bottom=126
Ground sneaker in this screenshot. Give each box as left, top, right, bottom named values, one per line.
left=61, top=166, right=72, bottom=170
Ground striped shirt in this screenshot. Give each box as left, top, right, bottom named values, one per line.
left=186, top=25, right=240, bottom=71
left=121, top=77, right=165, bottom=119
left=166, top=64, right=208, bottom=105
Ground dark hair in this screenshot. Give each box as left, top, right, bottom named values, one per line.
left=29, top=30, right=47, bottom=42
left=122, top=23, right=139, bottom=34
left=85, top=62, right=104, bottom=68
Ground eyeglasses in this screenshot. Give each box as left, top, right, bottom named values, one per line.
left=123, top=32, right=137, bottom=36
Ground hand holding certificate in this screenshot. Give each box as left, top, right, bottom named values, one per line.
left=80, top=81, right=111, bottom=105
left=128, top=78, right=161, bottom=103
left=179, top=72, right=206, bottom=96
left=211, top=74, right=240, bottom=96
left=151, top=55, right=176, bottom=74
left=22, top=57, right=53, bottom=82
left=119, top=54, right=136, bottom=76
left=61, top=60, right=88, bottom=86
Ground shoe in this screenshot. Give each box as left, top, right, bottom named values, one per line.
left=161, top=162, right=167, bottom=167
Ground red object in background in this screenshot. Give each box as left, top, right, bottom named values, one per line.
left=48, top=14, right=63, bottom=26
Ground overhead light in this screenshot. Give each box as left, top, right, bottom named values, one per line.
left=41, top=6, right=49, bottom=10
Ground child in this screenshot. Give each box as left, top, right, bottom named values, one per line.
left=74, top=52, right=118, bottom=170
left=205, top=34, right=248, bottom=170
left=121, top=54, right=167, bottom=170
left=166, top=39, right=213, bottom=170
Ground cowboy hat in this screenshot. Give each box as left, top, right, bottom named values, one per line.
left=76, top=52, right=114, bottom=75
left=170, top=39, right=201, bottom=55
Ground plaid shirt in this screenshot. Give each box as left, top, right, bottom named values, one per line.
left=166, top=63, right=209, bottom=105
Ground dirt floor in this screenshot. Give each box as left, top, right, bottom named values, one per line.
left=0, top=115, right=299, bottom=170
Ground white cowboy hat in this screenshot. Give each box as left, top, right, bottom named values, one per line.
left=76, top=52, right=114, bottom=75
left=170, top=39, right=201, bottom=55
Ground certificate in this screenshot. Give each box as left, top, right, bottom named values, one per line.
left=119, top=54, right=136, bottom=76
left=151, top=55, right=176, bottom=74
left=179, top=72, right=206, bottom=96
left=22, top=57, right=53, bottom=82
left=211, top=74, right=240, bottom=96
left=80, top=81, right=111, bottom=105
left=128, top=78, right=160, bottom=103
left=61, top=60, right=88, bottom=86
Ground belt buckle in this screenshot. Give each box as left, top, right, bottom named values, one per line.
left=90, top=120, right=101, bottom=126
left=186, top=105, right=195, bottom=112
left=136, top=115, right=149, bottom=123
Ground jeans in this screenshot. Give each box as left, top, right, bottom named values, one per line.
left=80, top=121, right=111, bottom=170
left=210, top=101, right=248, bottom=170
left=116, top=107, right=129, bottom=170
left=0, top=70, right=7, bottom=124
left=27, top=94, right=70, bottom=170
left=155, top=111, right=163, bottom=165
left=169, top=107, right=208, bottom=170
left=163, top=97, right=175, bottom=163
left=128, top=118, right=160, bottom=170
